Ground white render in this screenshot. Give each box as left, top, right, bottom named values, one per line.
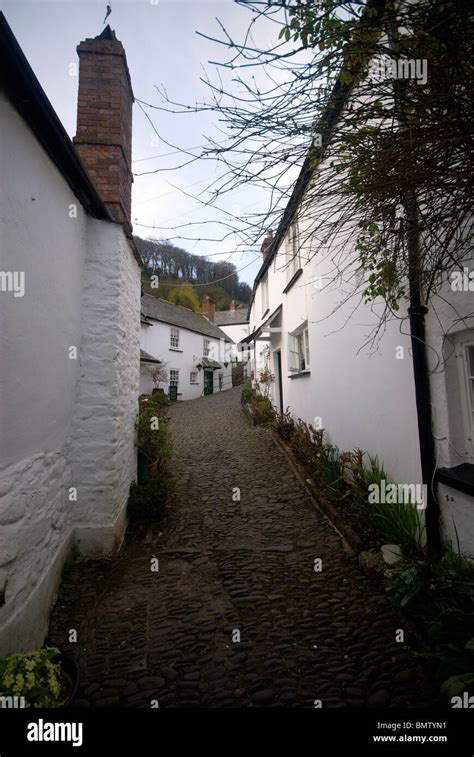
left=0, top=91, right=141, bottom=654
left=140, top=315, right=234, bottom=400
left=249, top=197, right=474, bottom=558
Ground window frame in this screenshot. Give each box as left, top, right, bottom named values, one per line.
left=286, top=220, right=301, bottom=282
left=203, top=338, right=211, bottom=357
left=170, top=327, right=180, bottom=349
left=261, top=274, right=269, bottom=316
left=190, top=370, right=198, bottom=384
left=169, top=369, right=179, bottom=387
left=458, top=338, right=474, bottom=452
left=288, top=321, right=310, bottom=373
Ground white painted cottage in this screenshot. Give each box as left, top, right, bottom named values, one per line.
left=245, top=99, right=474, bottom=557
left=140, top=295, right=234, bottom=400
left=0, top=16, right=141, bottom=654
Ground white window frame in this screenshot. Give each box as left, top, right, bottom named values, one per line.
left=203, top=338, right=211, bottom=357
left=261, top=275, right=269, bottom=316
left=190, top=371, right=198, bottom=384
left=456, top=334, right=474, bottom=454
left=169, top=369, right=179, bottom=387
left=286, top=220, right=301, bottom=282
left=288, top=321, right=310, bottom=373
left=170, top=327, right=180, bottom=349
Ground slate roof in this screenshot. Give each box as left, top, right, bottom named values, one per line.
left=141, top=295, right=233, bottom=342
left=213, top=309, right=249, bottom=327
left=140, top=349, right=161, bottom=364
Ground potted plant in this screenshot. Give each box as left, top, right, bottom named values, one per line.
left=0, top=647, right=79, bottom=708
left=136, top=396, right=170, bottom=482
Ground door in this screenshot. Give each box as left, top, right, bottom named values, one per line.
left=204, top=370, right=214, bottom=395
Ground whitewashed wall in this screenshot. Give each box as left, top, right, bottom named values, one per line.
left=249, top=197, right=474, bottom=556
left=250, top=237, right=423, bottom=488
left=140, top=318, right=233, bottom=400
left=0, top=93, right=140, bottom=654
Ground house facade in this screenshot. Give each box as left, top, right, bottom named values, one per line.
left=140, top=295, right=234, bottom=400
left=246, top=138, right=474, bottom=555
left=0, top=17, right=141, bottom=654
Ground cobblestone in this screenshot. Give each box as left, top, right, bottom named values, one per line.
left=48, top=388, right=435, bottom=708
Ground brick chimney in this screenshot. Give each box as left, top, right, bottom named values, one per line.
left=261, top=228, right=273, bottom=260
left=73, top=25, right=133, bottom=228
left=230, top=299, right=237, bottom=312
left=202, top=294, right=215, bottom=322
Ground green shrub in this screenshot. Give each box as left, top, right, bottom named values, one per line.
left=340, top=452, right=423, bottom=555
left=136, top=396, right=171, bottom=464
left=241, top=381, right=254, bottom=404
left=386, top=549, right=474, bottom=691
left=319, top=444, right=343, bottom=492
left=0, top=647, right=64, bottom=707
left=127, top=474, right=174, bottom=525
left=249, top=393, right=274, bottom=424
left=272, top=408, right=295, bottom=442
left=289, top=419, right=324, bottom=471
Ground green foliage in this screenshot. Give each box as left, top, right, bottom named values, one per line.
left=440, top=639, right=474, bottom=698
left=319, top=444, right=344, bottom=492
left=249, top=393, right=275, bottom=425
left=0, top=647, right=64, bottom=707
left=127, top=475, right=174, bottom=526
left=288, top=419, right=324, bottom=472
left=271, top=408, right=295, bottom=443
left=168, top=282, right=202, bottom=312
left=240, top=381, right=254, bottom=404
left=136, top=396, right=171, bottom=463
left=386, top=550, right=474, bottom=692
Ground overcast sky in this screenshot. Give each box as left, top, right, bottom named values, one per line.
left=2, top=0, right=286, bottom=285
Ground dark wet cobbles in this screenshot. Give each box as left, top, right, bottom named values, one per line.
left=48, top=388, right=434, bottom=708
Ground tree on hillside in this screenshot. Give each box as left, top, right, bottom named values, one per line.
left=134, top=235, right=252, bottom=304
left=168, top=282, right=202, bottom=312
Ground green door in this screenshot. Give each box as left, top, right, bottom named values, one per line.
left=204, top=370, right=214, bottom=395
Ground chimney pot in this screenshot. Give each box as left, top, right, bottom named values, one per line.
left=202, top=294, right=215, bottom=322
left=261, top=228, right=274, bottom=260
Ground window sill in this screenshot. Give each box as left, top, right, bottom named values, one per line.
left=288, top=370, right=311, bottom=379
left=436, top=464, right=474, bottom=498
left=169, top=347, right=183, bottom=352
left=283, top=268, right=303, bottom=294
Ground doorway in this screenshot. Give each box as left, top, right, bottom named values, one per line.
left=204, top=370, right=214, bottom=396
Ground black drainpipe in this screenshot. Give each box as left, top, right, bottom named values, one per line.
left=406, top=200, right=441, bottom=556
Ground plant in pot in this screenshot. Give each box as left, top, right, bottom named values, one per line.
left=0, top=646, right=79, bottom=708
left=136, top=397, right=170, bottom=482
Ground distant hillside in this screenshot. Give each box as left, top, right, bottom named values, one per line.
left=134, top=236, right=251, bottom=311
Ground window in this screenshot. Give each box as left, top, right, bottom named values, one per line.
left=288, top=322, right=310, bottom=372
left=261, top=275, right=269, bottom=315
left=286, top=221, right=301, bottom=281
left=203, top=338, right=210, bottom=357
left=190, top=371, right=198, bottom=384
left=170, top=327, right=180, bottom=349
left=170, top=370, right=179, bottom=387
left=443, top=330, right=474, bottom=462
left=462, top=342, right=474, bottom=440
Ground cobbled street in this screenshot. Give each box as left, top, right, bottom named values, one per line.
left=48, top=388, right=434, bottom=708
